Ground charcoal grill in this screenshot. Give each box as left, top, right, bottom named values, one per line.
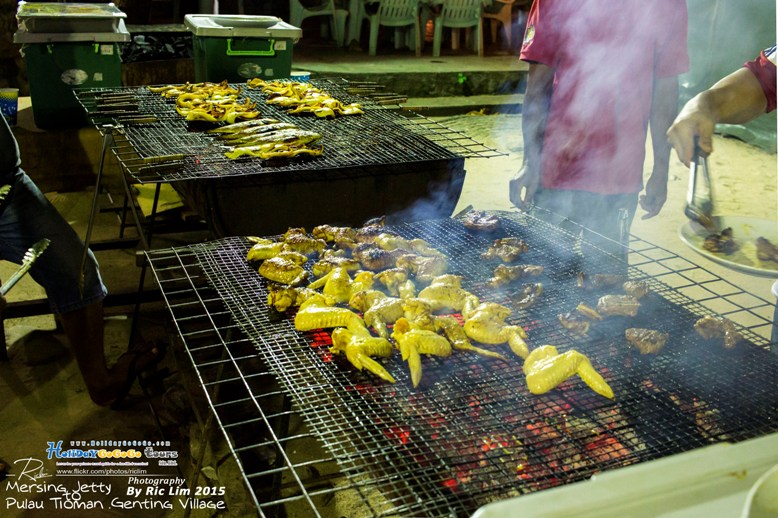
left=145, top=210, right=778, bottom=517
left=75, top=80, right=503, bottom=236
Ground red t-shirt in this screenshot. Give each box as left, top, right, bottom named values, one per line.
left=520, top=0, right=689, bottom=194
left=744, top=46, right=777, bottom=113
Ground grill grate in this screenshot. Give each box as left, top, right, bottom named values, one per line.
left=146, top=211, right=778, bottom=517
left=75, top=79, right=504, bottom=184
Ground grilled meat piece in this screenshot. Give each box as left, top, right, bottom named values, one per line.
left=294, top=295, right=364, bottom=331
left=395, top=254, right=449, bottom=284
left=434, top=316, right=508, bottom=361
left=312, top=224, right=357, bottom=245
left=625, top=328, right=669, bottom=354
left=352, top=243, right=403, bottom=270
left=575, top=302, right=603, bottom=321
left=462, top=210, right=502, bottom=233
left=488, top=264, right=545, bottom=288
left=311, top=250, right=360, bottom=277
left=702, top=227, right=738, bottom=254
left=596, top=295, right=641, bottom=317
left=282, top=228, right=327, bottom=255
left=392, top=317, right=452, bottom=388
left=577, top=272, right=626, bottom=290
left=592, top=274, right=627, bottom=288
left=623, top=280, right=651, bottom=299
left=694, top=315, right=742, bottom=349
left=511, top=283, right=543, bottom=310
left=481, top=237, right=529, bottom=263
left=558, top=312, right=590, bottom=336
left=756, top=237, right=778, bottom=262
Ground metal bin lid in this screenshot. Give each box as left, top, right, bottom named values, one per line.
left=184, top=14, right=302, bottom=40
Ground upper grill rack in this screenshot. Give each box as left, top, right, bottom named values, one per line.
left=146, top=211, right=778, bottom=517
left=75, top=79, right=504, bottom=184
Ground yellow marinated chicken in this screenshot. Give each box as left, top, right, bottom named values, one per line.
left=352, top=243, right=404, bottom=271
left=435, top=316, right=508, bottom=361
left=282, top=228, right=327, bottom=255
left=311, top=250, right=360, bottom=277
left=267, top=284, right=320, bottom=312
left=392, top=317, right=452, bottom=388
left=321, top=266, right=354, bottom=305
left=294, top=295, right=364, bottom=331
left=417, top=282, right=480, bottom=315
left=330, top=321, right=396, bottom=383
left=349, top=289, right=387, bottom=312
left=373, top=233, right=444, bottom=257
left=246, top=238, right=284, bottom=262
left=257, top=255, right=308, bottom=285
left=522, top=345, right=614, bottom=399
left=375, top=268, right=411, bottom=297
left=463, top=302, right=529, bottom=358
left=401, top=298, right=436, bottom=332
left=312, top=224, right=357, bottom=246
left=364, top=296, right=405, bottom=339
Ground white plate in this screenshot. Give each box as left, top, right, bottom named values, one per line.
left=678, top=216, right=778, bottom=277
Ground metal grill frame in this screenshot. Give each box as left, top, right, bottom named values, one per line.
left=74, top=79, right=505, bottom=184
left=146, top=211, right=778, bottom=517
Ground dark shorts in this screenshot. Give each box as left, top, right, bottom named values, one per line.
left=0, top=171, right=106, bottom=314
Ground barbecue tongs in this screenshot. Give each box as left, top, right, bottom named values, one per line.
left=684, top=141, right=717, bottom=232
left=0, top=239, right=50, bottom=297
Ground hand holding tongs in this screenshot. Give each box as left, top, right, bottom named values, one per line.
left=684, top=139, right=717, bottom=232
left=0, top=239, right=50, bottom=297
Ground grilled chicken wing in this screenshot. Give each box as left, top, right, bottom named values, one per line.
left=353, top=243, right=404, bottom=271
left=294, top=295, right=364, bottom=331
left=282, top=227, right=327, bottom=255
left=311, top=250, right=360, bottom=277
left=463, top=302, right=529, bottom=358
left=417, top=283, right=480, bottom=315
left=392, top=317, right=452, bottom=388
left=246, top=238, right=285, bottom=262
left=434, top=316, right=508, bottom=361
left=523, top=345, right=614, bottom=399
left=257, top=255, right=308, bottom=285
left=364, top=296, right=405, bottom=338
left=330, top=322, right=396, bottom=383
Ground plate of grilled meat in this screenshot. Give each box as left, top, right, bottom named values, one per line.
left=678, top=215, right=778, bottom=277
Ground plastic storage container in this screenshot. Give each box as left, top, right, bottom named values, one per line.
left=14, top=2, right=130, bottom=129
left=185, top=15, right=302, bottom=83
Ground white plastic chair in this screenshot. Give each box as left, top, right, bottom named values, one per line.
left=433, top=0, right=483, bottom=57
left=482, top=0, right=514, bottom=49
left=289, top=0, right=349, bottom=47
left=368, top=0, right=422, bottom=56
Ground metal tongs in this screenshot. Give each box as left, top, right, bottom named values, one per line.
left=684, top=140, right=718, bottom=232
left=0, top=239, right=50, bottom=296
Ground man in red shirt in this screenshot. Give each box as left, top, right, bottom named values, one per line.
left=510, top=0, right=689, bottom=268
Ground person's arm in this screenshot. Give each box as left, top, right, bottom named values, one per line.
left=667, top=68, right=768, bottom=166
left=509, top=62, right=554, bottom=209
left=640, top=75, right=678, bottom=219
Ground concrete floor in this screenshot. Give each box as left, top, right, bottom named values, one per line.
left=0, top=38, right=776, bottom=516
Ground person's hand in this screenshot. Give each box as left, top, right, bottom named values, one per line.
left=667, top=109, right=716, bottom=167
left=509, top=165, right=540, bottom=211
left=639, top=172, right=668, bottom=219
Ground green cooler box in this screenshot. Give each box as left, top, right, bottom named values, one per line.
left=14, top=2, right=129, bottom=129
left=185, top=15, right=302, bottom=83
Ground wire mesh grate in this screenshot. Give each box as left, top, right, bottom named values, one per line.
left=75, top=79, right=505, bottom=184
left=146, top=211, right=778, bottom=517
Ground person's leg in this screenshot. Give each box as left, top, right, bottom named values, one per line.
left=572, top=191, right=638, bottom=273
left=0, top=172, right=159, bottom=405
